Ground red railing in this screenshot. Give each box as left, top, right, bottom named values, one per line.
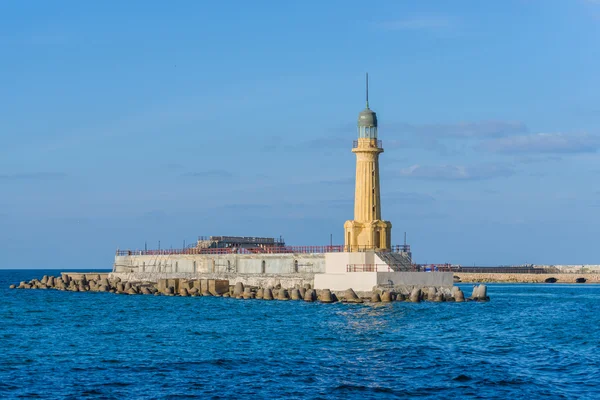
left=116, top=244, right=411, bottom=256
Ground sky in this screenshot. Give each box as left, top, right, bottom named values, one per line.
left=1, top=0, right=599, bottom=268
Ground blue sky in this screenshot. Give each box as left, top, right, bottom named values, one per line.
left=1, top=0, right=599, bottom=268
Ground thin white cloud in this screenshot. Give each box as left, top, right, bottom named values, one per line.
left=384, top=121, right=528, bottom=139
left=480, top=133, right=600, bottom=154
left=399, top=164, right=513, bottom=180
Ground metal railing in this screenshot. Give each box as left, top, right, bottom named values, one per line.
left=353, top=140, right=382, bottom=149
left=346, top=264, right=423, bottom=272
left=116, top=244, right=411, bottom=256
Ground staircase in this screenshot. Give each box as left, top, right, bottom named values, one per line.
left=376, top=251, right=413, bottom=271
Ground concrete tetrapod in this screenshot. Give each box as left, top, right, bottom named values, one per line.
left=454, top=289, right=465, bottom=302
left=263, top=288, right=274, bottom=301
left=343, top=288, right=363, bottom=303
left=395, top=293, right=406, bottom=302
left=255, top=288, right=264, bottom=299
left=299, top=287, right=306, bottom=299
left=234, top=282, right=244, bottom=297
left=433, top=293, right=444, bottom=302
left=409, top=288, right=421, bottom=303
left=371, top=293, right=381, bottom=303
left=303, top=289, right=315, bottom=302
left=243, top=287, right=254, bottom=299
left=381, top=292, right=393, bottom=302
left=290, top=288, right=301, bottom=300
left=319, top=289, right=335, bottom=303
left=471, top=284, right=489, bottom=301
left=427, top=287, right=437, bottom=301
left=277, top=288, right=289, bottom=301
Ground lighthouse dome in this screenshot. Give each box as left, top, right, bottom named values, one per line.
left=358, top=107, right=377, bottom=127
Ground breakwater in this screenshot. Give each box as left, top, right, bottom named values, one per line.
left=2, top=270, right=597, bottom=399
left=456, top=273, right=600, bottom=283
left=10, top=274, right=490, bottom=303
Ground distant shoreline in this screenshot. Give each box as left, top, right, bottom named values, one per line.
left=455, top=272, right=599, bottom=284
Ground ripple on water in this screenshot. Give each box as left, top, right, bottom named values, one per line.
left=1, top=273, right=600, bottom=399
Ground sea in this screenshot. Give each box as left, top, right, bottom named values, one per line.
left=1, top=269, right=599, bottom=399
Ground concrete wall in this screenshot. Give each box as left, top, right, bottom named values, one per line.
left=114, top=253, right=326, bottom=275
left=314, top=272, right=378, bottom=291
left=324, top=252, right=378, bottom=273
left=457, top=273, right=600, bottom=283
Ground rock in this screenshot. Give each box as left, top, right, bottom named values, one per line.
left=303, top=289, right=315, bottom=302
left=276, top=288, right=289, bottom=301
left=545, top=277, right=557, bottom=283
left=9, top=284, right=15, bottom=289
left=427, top=287, right=437, bottom=301
left=41, top=275, right=48, bottom=285
left=263, top=288, right=274, bottom=300
left=576, top=277, right=587, bottom=283
left=154, top=292, right=161, bottom=296
left=409, top=288, right=421, bottom=303
left=222, top=293, right=230, bottom=298
left=395, top=293, right=406, bottom=302
left=255, top=288, right=264, bottom=299
left=381, top=292, right=393, bottom=302
left=243, top=287, right=254, bottom=299
left=371, top=293, right=381, bottom=303
left=319, top=289, right=334, bottom=303
left=290, top=288, right=301, bottom=300
left=18, top=281, right=26, bottom=289
left=303, top=283, right=312, bottom=290
left=343, top=288, right=363, bottom=303
left=233, top=282, right=244, bottom=296
left=470, top=285, right=489, bottom=301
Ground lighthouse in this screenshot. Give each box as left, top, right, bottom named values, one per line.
left=344, top=74, right=392, bottom=251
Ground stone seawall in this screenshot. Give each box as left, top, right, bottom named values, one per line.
left=109, top=271, right=316, bottom=289
left=456, top=273, right=600, bottom=283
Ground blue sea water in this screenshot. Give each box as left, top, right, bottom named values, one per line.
left=1, top=270, right=599, bottom=399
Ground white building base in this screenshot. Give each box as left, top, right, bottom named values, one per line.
left=313, top=252, right=453, bottom=292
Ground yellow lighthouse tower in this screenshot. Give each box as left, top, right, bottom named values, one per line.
left=344, top=74, right=392, bottom=251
